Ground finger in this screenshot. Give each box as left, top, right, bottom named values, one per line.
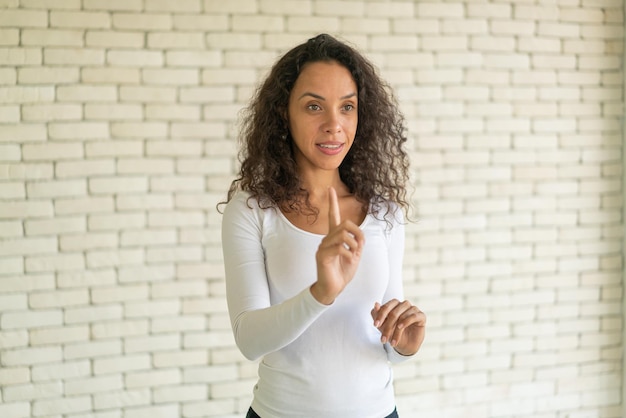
left=328, top=186, right=341, bottom=228
left=390, top=309, right=426, bottom=346
left=371, top=302, right=381, bottom=323
left=318, top=229, right=360, bottom=255
left=374, top=299, right=400, bottom=328
left=377, top=300, right=412, bottom=344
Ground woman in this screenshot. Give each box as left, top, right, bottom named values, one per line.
left=221, top=34, right=426, bottom=418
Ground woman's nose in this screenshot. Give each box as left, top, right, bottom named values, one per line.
left=323, top=112, right=342, bottom=133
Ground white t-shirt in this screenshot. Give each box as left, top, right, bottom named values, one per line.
left=221, top=191, right=413, bottom=418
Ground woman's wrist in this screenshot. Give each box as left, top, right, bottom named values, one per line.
left=309, top=283, right=335, bottom=305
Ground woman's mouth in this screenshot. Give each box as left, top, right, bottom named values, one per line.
left=317, top=143, right=344, bottom=155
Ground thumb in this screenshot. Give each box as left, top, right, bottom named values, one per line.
left=328, top=186, right=341, bottom=228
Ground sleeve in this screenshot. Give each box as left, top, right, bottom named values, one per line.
left=221, top=193, right=329, bottom=361
left=380, top=209, right=416, bottom=363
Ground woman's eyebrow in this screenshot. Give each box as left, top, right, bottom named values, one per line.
left=298, top=92, right=357, bottom=100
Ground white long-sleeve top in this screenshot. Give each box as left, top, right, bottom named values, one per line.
left=221, top=191, right=413, bottom=418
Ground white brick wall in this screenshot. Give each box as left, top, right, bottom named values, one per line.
left=0, top=1, right=623, bottom=417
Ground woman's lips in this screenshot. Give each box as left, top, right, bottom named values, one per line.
left=317, top=142, right=344, bottom=155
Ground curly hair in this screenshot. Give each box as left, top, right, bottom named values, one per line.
left=223, top=33, right=411, bottom=221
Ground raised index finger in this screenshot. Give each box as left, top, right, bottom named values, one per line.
left=328, top=186, right=341, bottom=228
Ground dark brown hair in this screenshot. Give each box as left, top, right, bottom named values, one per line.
left=223, top=33, right=410, bottom=220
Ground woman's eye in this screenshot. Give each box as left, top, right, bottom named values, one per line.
left=343, top=104, right=355, bottom=111
left=307, top=104, right=321, bottom=111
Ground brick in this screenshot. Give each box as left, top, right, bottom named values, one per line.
left=202, top=68, right=257, bottom=85
left=108, top=49, right=164, bottom=67
left=50, top=11, right=111, bottom=28
left=82, top=67, right=141, bottom=84
left=91, top=319, right=148, bottom=339
left=148, top=32, right=205, bottom=49
left=165, top=50, right=221, bottom=67
left=142, top=68, right=199, bottom=85
left=60, top=232, right=118, bottom=251
left=286, top=16, right=339, bottom=32
left=25, top=253, right=85, bottom=273
left=125, top=299, right=180, bottom=317
left=537, top=22, right=581, bottom=38
left=84, top=0, right=142, bottom=10
left=88, top=212, right=145, bottom=231
left=21, top=29, right=83, bottom=46
left=85, top=140, right=143, bottom=158
left=145, top=104, right=201, bottom=121
left=44, top=47, right=105, bottom=65
left=203, top=0, right=256, bottom=13
left=22, top=103, right=82, bottom=121
left=112, top=13, right=172, bottom=30
left=89, top=177, right=148, bottom=194
left=0, top=48, right=42, bottom=66
left=0, top=163, right=54, bottom=181
left=85, top=31, right=143, bottom=49
left=27, top=179, right=87, bottom=198
left=0, top=123, right=47, bottom=142
left=0, top=403, right=30, bottom=418
left=153, top=349, right=206, bottom=368
left=0, top=329, right=28, bottom=349
left=0, top=274, right=55, bottom=293
left=94, top=388, right=151, bottom=410
left=0, top=367, right=30, bottom=386
left=64, top=340, right=122, bottom=360
left=0, top=219, right=22, bottom=237
left=125, top=369, right=181, bottom=388
left=125, top=334, right=180, bottom=354
left=124, top=404, right=180, bottom=418
left=116, top=194, right=173, bottom=210
left=30, top=325, right=89, bottom=345
left=491, top=19, right=535, bottom=35
left=150, top=175, right=204, bottom=192
left=84, top=104, right=143, bottom=120
left=0, top=105, right=19, bottom=123
left=56, top=159, right=116, bottom=178
left=0, top=236, right=56, bottom=255
left=119, top=86, right=177, bottom=103
left=0, top=9, right=47, bottom=27
left=32, top=396, right=91, bottom=416
left=64, top=304, right=122, bottom=324
left=55, top=196, right=114, bottom=215
left=173, top=14, right=228, bottom=30
left=120, top=229, right=176, bottom=247
left=20, top=0, right=80, bottom=8
left=29, top=288, right=89, bottom=308
left=65, top=375, right=123, bottom=395
left=2, top=346, right=62, bottom=366
left=91, top=284, right=148, bottom=303
left=151, top=280, right=207, bottom=299
left=0, top=28, right=19, bottom=45
left=57, top=86, right=116, bottom=102
left=18, top=67, right=79, bottom=84
left=57, top=269, right=116, bottom=288
left=22, top=142, right=83, bottom=161
left=153, top=384, right=206, bottom=403
left=94, top=354, right=151, bottom=375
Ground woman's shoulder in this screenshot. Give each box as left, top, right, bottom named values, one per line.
left=223, top=190, right=277, bottom=221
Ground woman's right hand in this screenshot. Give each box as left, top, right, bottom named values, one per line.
left=310, top=187, right=365, bottom=305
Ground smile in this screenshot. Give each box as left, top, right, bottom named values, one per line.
left=317, top=143, right=344, bottom=155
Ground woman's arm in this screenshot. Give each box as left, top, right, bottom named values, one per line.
left=373, top=209, right=426, bottom=361
left=221, top=194, right=329, bottom=360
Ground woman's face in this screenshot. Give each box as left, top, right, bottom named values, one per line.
left=287, top=60, right=358, bottom=175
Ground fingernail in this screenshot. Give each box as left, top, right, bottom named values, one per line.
left=374, top=320, right=380, bottom=327
left=381, top=336, right=387, bottom=344
left=391, top=339, right=397, bottom=346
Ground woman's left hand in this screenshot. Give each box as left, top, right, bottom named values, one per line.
left=371, top=299, right=426, bottom=356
